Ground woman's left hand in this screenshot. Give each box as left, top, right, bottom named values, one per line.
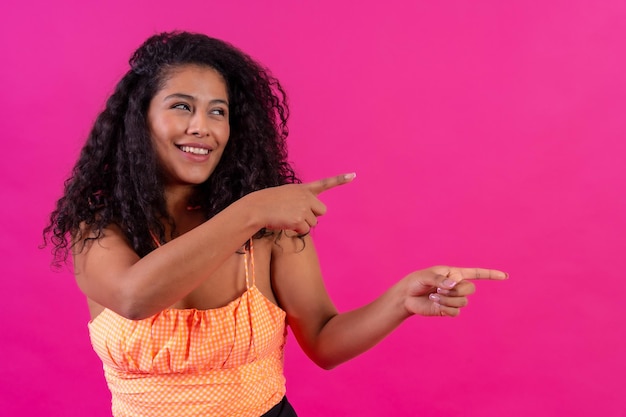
left=402, top=266, right=508, bottom=317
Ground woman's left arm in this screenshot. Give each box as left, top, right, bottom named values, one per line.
left=271, top=234, right=507, bottom=370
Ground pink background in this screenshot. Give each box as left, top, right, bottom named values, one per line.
left=1, top=0, right=625, bottom=416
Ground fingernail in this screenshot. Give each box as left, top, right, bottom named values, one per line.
left=344, top=173, right=356, bottom=180
left=442, top=279, right=457, bottom=289
left=505, top=272, right=510, bottom=279
left=437, top=288, right=450, bottom=295
left=429, top=293, right=441, bottom=303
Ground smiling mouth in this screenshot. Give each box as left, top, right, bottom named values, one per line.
left=177, top=145, right=210, bottom=155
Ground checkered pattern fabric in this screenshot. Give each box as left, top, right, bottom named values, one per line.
left=88, top=242, right=288, bottom=416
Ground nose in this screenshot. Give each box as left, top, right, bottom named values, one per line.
left=187, top=113, right=210, bottom=137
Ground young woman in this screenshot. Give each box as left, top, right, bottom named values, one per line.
left=45, top=31, right=507, bottom=417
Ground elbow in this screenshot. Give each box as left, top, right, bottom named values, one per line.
left=119, top=308, right=151, bottom=321
left=317, top=361, right=338, bottom=371
left=309, top=353, right=342, bottom=371
left=115, top=289, right=158, bottom=321
left=115, top=303, right=150, bottom=321
left=118, top=300, right=159, bottom=321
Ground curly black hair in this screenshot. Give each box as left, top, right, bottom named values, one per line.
left=44, top=31, right=299, bottom=266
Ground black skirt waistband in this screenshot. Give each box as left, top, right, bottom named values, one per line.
left=261, top=396, right=298, bottom=417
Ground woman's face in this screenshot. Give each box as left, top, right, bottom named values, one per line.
left=147, top=65, right=230, bottom=188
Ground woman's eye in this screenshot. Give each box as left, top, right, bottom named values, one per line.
left=172, top=103, right=191, bottom=111
left=210, top=108, right=226, bottom=116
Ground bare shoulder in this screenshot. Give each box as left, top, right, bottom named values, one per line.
left=73, top=223, right=138, bottom=273
left=270, top=231, right=314, bottom=258
left=72, top=223, right=140, bottom=312
left=269, top=231, right=332, bottom=310
left=72, top=221, right=128, bottom=249
left=269, top=232, right=323, bottom=287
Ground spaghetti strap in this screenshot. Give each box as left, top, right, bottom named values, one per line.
left=151, top=231, right=254, bottom=290
left=243, top=239, right=255, bottom=289
left=88, top=231, right=288, bottom=416
left=149, top=230, right=161, bottom=248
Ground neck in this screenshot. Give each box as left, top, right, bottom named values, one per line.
left=164, top=185, right=196, bottom=219
left=162, top=185, right=206, bottom=239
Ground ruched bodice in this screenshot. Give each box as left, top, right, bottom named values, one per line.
left=87, top=243, right=288, bottom=417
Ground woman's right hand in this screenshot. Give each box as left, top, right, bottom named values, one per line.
left=245, top=173, right=356, bottom=234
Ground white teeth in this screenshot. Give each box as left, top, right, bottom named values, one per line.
left=180, top=146, right=209, bottom=155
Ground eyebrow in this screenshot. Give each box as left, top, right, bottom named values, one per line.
left=163, top=93, right=229, bottom=106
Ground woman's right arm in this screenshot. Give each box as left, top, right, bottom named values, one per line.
left=73, top=173, right=355, bottom=320
left=74, top=197, right=263, bottom=320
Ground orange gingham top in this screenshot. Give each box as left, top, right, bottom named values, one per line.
left=88, top=241, right=288, bottom=417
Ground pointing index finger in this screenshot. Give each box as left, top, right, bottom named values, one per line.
left=450, top=267, right=509, bottom=281
left=307, top=172, right=356, bottom=195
